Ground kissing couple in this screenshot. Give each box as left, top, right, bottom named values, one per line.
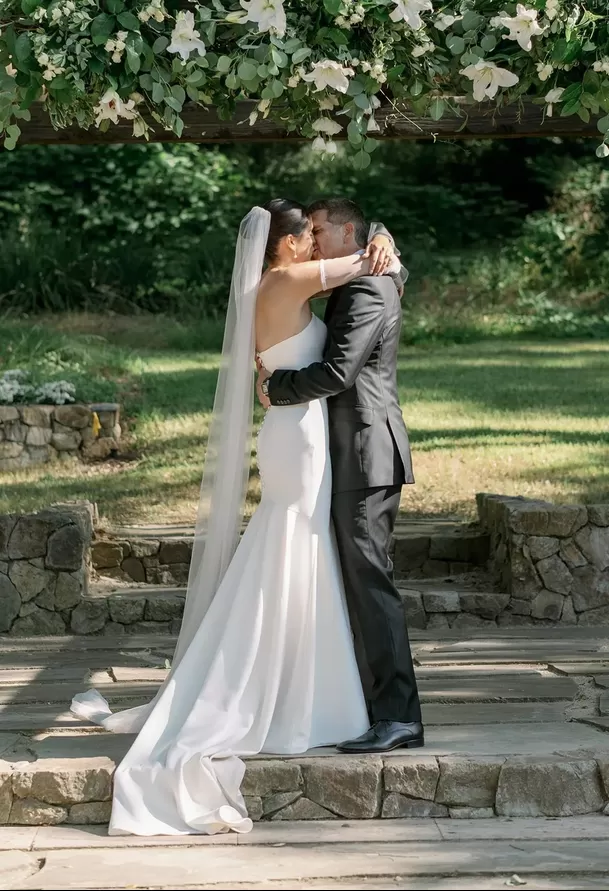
left=72, top=196, right=422, bottom=836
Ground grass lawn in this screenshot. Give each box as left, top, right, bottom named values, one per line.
left=1, top=314, right=607, bottom=526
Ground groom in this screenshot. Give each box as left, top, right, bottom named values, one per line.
left=257, top=198, right=423, bottom=754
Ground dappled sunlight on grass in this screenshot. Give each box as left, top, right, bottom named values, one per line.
left=1, top=321, right=607, bottom=525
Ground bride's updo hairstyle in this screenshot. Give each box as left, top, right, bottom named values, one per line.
left=263, top=198, right=308, bottom=264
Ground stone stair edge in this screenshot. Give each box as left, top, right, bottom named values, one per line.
left=1, top=745, right=608, bottom=825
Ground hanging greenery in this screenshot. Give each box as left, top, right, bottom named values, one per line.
left=1, top=0, right=608, bottom=164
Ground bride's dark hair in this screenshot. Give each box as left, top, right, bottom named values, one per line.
left=262, top=198, right=308, bottom=263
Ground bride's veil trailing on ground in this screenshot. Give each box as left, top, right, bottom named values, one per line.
left=71, top=206, right=271, bottom=731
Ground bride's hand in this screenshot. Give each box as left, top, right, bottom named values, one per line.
left=363, top=234, right=395, bottom=276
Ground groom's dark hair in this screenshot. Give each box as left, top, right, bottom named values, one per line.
left=307, top=198, right=367, bottom=247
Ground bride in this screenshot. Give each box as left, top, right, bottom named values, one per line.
left=72, top=199, right=401, bottom=836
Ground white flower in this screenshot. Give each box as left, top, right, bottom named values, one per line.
left=94, top=89, right=138, bottom=126
left=37, top=52, right=50, bottom=66
left=112, top=51, right=123, bottom=63
left=367, top=115, right=381, bottom=132
left=312, top=136, right=338, bottom=155
left=593, top=58, right=609, bottom=75
left=460, top=59, right=519, bottom=101
left=318, top=95, right=339, bottom=110
left=287, top=74, right=300, bottom=88
left=258, top=98, right=271, bottom=112
left=313, top=117, right=343, bottom=135
left=105, top=39, right=115, bottom=51
left=536, top=62, right=553, bottom=81
left=240, top=0, right=286, bottom=37
left=545, top=0, right=559, bottom=20
left=389, top=0, right=433, bottom=30
left=138, top=10, right=150, bottom=21
left=497, top=4, right=544, bottom=52
left=412, top=41, right=434, bottom=57
left=133, top=117, right=147, bottom=138
left=35, top=380, right=76, bottom=405
left=596, top=143, right=609, bottom=158
left=435, top=12, right=462, bottom=31
left=350, top=13, right=363, bottom=23
left=302, top=60, right=354, bottom=93
left=544, top=86, right=564, bottom=116
left=167, top=11, right=206, bottom=62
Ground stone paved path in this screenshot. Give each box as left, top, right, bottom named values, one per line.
left=0, top=627, right=608, bottom=825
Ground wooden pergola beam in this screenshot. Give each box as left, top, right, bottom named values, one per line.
left=15, top=99, right=599, bottom=145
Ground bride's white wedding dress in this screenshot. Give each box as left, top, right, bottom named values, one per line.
left=74, top=312, right=368, bottom=836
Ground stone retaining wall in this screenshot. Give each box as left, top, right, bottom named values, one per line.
left=92, top=537, right=190, bottom=586
left=0, top=504, right=93, bottom=635
left=0, top=403, right=121, bottom=471
left=478, top=494, right=609, bottom=626
left=2, top=753, right=608, bottom=825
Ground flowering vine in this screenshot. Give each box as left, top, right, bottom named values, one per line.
left=1, top=0, right=609, bottom=165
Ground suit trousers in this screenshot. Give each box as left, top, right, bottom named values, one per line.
left=331, top=485, right=422, bottom=725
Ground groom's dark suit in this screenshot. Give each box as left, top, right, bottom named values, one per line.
left=267, top=273, right=421, bottom=725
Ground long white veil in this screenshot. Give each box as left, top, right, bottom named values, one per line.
left=71, top=206, right=271, bottom=732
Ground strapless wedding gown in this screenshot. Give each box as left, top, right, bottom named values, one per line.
left=73, top=313, right=368, bottom=836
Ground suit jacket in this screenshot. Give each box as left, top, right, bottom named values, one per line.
left=267, top=274, right=414, bottom=494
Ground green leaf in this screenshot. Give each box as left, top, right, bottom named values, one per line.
left=106, top=0, right=124, bottom=12
left=270, top=47, right=288, bottom=67
left=578, top=106, right=590, bottom=123
left=283, top=38, right=301, bottom=53
left=20, top=0, right=41, bottom=14
left=347, top=119, right=363, bottom=144
left=323, top=0, right=342, bottom=14
left=164, top=95, right=183, bottom=111
left=559, top=82, right=583, bottom=106
left=139, top=72, right=154, bottom=90
left=292, top=82, right=307, bottom=100
left=126, top=47, right=141, bottom=73
left=225, top=72, right=239, bottom=89
left=354, top=92, right=370, bottom=109
left=446, top=35, right=465, bottom=55
left=88, top=56, right=105, bottom=75
left=462, top=10, right=482, bottom=30
left=217, top=55, right=233, bottom=73
left=346, top=78, right=365, bottom=95
left=429, top=97, right=445, bottom=121
left=238, top=60, right=257, bottom=81
left=152, top=36, right=169, bottom=54
left=117, top=11, right=140, bottom=30
left=187, top=69, right=205, bottom=85
left=292, top=47, right=311, bottom=64
left=480, top=34, right=496, bottom=52
left=47, top=76, right=69, bottom=91
left=560, top=97, right=581, bottom=116
left=327, top=28, right=349, bottom=47
left=596, top=114, right=609, bottom=134
left=186, top=84, right=199, bottom=101
left=151, top=81, right=164, bottom=103
left=270, top=78, right=284, bottom=97
left=15, top=33, right=32, bottom=61
left=352, top=149, right=371, bottom=169
left=174, top=115, right=184, bottom=138
left=410, top=79, right=423, bottom=97
left=364, top=137, right=379, bottom=152
left=91, top=13, right=116, bottom=46
left=387, top=65, right=405, bottom=83
left=172, top=84, right=186, bottom=105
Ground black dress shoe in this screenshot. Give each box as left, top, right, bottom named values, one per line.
left=337, top=720, right=424, bottom=754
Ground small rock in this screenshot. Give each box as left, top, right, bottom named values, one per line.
left=398, top=589, right=427, bottom=630
left=130, top=540, right=160, bottom=558
left=144, top=595, right=184, bottom=622
left=108, top=595, right=145, bottom=625
left=8, top=560, right=51, bottom=601
left=561, top=595, right=577, bottom=625
left=13, top=767, right=112, bottom=805
left=527, top=536, right=559, bottom=562
left=384, top=756, right=439, bottom=801
left=382, top=793, right=448, bottom=818
left=54, top=573, right=83, bottom=610
left=54, top=405, right=92, bottom=429
left=10, top=606, right=65, bottom=636
left=571, top=566, right=609, bottom=613
left=270, top=797, right=336, bottom=821
left=20, top=406, right=53, bottom=427
left=68, top=801, right=112, bottom=824
left=120, top=557, right=146, bottom=582
left=242, top=761, right=302, bottom=798
left=588, top=506, right=609, bottom=527
left=559, top=539, right=588, bottom=569
left=531, top=590, right=564, bottom=621
left=158, top=540, right=192, bottom=564
left=51, top=431, right=82, bottom=451
left=46, top=524, right=85, bottom=572
left=91, top=541, right=123, bottom=570
left=459, top=592, right=510, bottom=619
left=7, top=516, right=53, bottom=560
left=243, top=796, right=263, bottom=821
left=262, top=791, right=302, bottom=817
left=535, top=555, right=573, bottom=595
left=575, top=526, right=609, bottom=571
left=302, top=757, right=382, bottom=819
left=496, top=757, right=604, bottom=817
left=0, top=575, right=21, bottom=632
left=436, top=757, right=504, bottom=808
left=4, top=420, right=28, bottom=442
left=422, top=590, right=460, bottom=613
left=70, top=599, right=108, bottom=634
left=10, top=799, right=67, bottom=825
left=448, top=806, right=495, bottom=819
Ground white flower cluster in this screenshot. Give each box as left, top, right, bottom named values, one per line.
left=335, top=0, right=366, bottom=29
left=35, top=380, right=76, bottom=405
left=36, top=51, right=66, bottom=82
left=138, top=0, right=166, bottom=24
left=0, top=370, right=33, bottom=405
left=593, top=58, right=609, bottom=76
left=0, top=370, right=76, bottom=405
left=105, top=31, right=129, bottom=65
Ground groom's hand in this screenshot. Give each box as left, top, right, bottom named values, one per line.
left=256, top=366, right=271, bottom=410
